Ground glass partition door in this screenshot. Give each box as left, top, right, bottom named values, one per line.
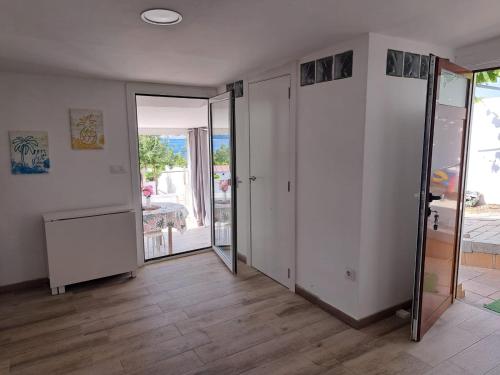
left=209, top=91, right=237, bottom=273
left=412, top=56, right=472, bottom=341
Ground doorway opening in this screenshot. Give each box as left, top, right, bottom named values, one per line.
left=457, top=68, right=500, bottom=313
left=135, top=95, right=212, bottom=260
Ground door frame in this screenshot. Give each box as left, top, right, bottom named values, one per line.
left=246, top=62, right=298, bottom=291
left=208, top=91, right=237, bottom=273
left=125, top=83, right=216, bottom=267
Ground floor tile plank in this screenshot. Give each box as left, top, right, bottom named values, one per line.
left=3, top=252, right=500, bottom=375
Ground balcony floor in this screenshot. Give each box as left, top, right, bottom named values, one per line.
left=144, top=226, right=211, bottom=260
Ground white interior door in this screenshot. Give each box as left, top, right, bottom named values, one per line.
left=249, top=75, right=291, bottom=287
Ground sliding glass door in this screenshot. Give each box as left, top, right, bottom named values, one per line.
left=209, top=91, right=237, bottom=273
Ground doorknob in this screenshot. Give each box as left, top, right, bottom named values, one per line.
left=249, top=176, right=256, bottom=182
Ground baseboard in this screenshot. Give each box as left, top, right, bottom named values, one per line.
left=0, top=278, right=49, bottom=294
left=237, top=252, right=247, bottom=263
left=295, top=284, right=411, bottom=329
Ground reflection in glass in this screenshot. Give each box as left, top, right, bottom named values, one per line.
left=210, top=99, right=233, bottom=264
left=438, top=69, right=468, bottom=107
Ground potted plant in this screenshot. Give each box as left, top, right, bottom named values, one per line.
left=142, top=185, right=153, bottom=208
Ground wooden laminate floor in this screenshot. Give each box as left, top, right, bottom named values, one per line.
left=1, top=252, right=500, bottom=375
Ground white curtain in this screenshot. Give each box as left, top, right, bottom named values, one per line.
left=188, top=128, right=210, bottom=226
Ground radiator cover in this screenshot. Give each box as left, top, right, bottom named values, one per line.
left=43, top=206, right=137, bottom=290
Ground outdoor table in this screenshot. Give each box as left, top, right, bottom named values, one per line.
left=142, top=202, right=189, bottom=255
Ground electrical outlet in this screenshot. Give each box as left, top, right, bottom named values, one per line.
left=345, top=268, right=356, bottom=281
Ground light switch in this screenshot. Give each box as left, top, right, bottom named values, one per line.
left=109, top=165, right=127, bottom=174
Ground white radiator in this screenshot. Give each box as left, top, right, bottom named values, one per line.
left=43, top=206, right=138, bottom=295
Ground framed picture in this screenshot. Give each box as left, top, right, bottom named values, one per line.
left=315, top=56, right=333, bottom=83
left=234, top=80, right=244, bottom=98
left=403, top=52, right=420, bottom=78
left=70, top=109, right=105, bottom=150
left=386, top=49, right=403, bottom=77
left=300, top=61, right=315, bottom=86
left=420, top=55, right=430, bottom=80
left=10, top=131, right=50, bottom=174
left=334, top=50, right=353, bottom=80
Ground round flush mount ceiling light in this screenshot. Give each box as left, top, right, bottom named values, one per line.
left=141, top=9, right=182, bottom=26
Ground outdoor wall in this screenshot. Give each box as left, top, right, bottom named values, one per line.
left=295, top=35, right=370, bottom=318
left=358, top=33, right=454, bottom=318
left=455, top=39, right=500, bottom=205
left=465, top=97, right=500, bottom=204
left=0, top=73, right=216, bottom=286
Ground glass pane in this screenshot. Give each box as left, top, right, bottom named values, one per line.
left=135, top=95, right=211, bottom=261
left=420, top=70, right=468, bottom=334
left=438, top=69, right=468, bottom=107
left=458, top=69, right=500, bottom=308
left=210, top=98, right=234, bottom=266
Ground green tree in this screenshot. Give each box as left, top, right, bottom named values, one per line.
left=476, top=70, right=500, bottom=84
left=170, top=152, right=187, bottom=168
left=138, top=135, right=187, bottom=191
left=213, top=144, right=230, bottom=165
left=475, top=70, right=500, bottom=103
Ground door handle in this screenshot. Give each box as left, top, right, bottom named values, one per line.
left=249, top=176, right=256, bottom=182
left=429, top=193, right=443, bottom=202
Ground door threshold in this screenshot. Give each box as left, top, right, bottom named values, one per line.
left=144, top=247, right=212, bottom=264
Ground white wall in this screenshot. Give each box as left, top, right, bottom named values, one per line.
left=0, top=72, right=131, bottom=286
left=295, top=35, right=369, bottom=317
left=358, top=34, right=454, bottom=318
left=232, top=32, right=454, bottom=320
left=0, top=73, right=217, bottom=286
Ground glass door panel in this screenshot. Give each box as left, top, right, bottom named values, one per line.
left=209, top=92, right=237, bottom=273
left=412, top=56, right=472, bottom=341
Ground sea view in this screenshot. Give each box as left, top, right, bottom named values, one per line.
left=160, top=134, right=229, bottom=158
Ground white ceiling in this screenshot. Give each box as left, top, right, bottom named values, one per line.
left=1, top=0, right=500, bottom=86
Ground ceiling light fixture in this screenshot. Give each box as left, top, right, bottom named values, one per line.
left=141, top=9, right=182, bottom=26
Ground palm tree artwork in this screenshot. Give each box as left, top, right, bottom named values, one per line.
left=9, top=131, right=50, bottom=174
left=12, top=135, right=38, bottom=165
